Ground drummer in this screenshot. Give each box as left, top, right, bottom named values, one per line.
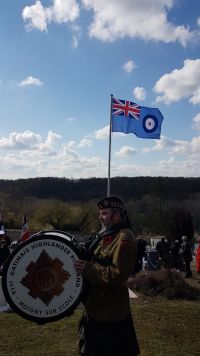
left=74, top=196, right=140, bottom=356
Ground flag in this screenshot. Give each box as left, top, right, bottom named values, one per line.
left=111, top=97, right=164, bottom=139
left=20, top=215, right=29, bottom=242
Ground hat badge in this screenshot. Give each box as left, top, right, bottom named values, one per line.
left=103, top=199, right=110, bottom=207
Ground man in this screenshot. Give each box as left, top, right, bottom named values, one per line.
left=196, top=239, right=200, bottom=283
left=156, top=237, right=170, bottom=269
left=0, top=239, right=10, bottom=275
left=170, top=239, right=181, bottom=271
left=135, top=237, right=147, bottom=273
left=74, top=196, right=140, bottom=356
left=181, top=236, right=193, bottom=278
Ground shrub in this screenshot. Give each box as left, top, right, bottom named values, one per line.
left=129, top=269, right=200, bottom=300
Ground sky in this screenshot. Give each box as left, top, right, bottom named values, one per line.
left=0, top=0, right=200, bottom=180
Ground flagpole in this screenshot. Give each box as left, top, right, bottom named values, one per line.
left=107, top=94, right=113, bottom=197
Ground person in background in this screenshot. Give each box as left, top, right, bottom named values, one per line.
left=156, top=237, right=170, bottom=269
left=181, top=236, right=193, bottom=278
left=135, top=237, right=147, bottom=273
left=196, top=239, right=200, bottom=282
left=170, top=239, right=181, bottom=271
left=3, top=233, right=11, bottom=247
left=0, top=239, right=10, bottom=275
left=74, top=196, right=140, bottom=356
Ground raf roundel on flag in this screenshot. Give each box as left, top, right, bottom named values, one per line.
left=111, top=97, right=164, bottom=139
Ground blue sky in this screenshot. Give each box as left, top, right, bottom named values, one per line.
left=0, top=0, right=200, bottom=179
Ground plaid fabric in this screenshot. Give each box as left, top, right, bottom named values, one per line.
left=97, top=196, right=125, bottom=210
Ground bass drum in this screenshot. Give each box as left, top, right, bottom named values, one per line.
left=2, top=230, right=83, bottom=324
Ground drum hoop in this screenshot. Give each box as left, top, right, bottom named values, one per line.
left=2, top=232, right=83, bottom=324
left=31, top=230, right=75, bottom=240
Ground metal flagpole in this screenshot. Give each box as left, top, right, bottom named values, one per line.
left=107, top=94, right=113, bottom=197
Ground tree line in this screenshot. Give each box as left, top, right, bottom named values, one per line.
left=0, top=176, right=199, bottom=239
left=0, top=176, right=200, bottom=201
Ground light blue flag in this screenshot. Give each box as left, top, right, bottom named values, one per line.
left=111, top=97, right=164, bottom=139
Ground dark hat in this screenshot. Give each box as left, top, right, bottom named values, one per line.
left=97, top=196, right=125, bottom=210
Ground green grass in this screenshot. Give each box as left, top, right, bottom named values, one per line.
left=0, top=298, right=200, bottom=356
left=133, top=298, right=200, bottom=356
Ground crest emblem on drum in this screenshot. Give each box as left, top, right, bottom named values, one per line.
left=20, top=249, right=71, bottom=306
left=2, top=232, right=84, bottom=324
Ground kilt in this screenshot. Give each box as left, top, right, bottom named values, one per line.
left=78, top=312, right=140, bottom=356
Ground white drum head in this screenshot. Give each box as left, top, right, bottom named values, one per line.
left=2, top=231, right=83, bottom=324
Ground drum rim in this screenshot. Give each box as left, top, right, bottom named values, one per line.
left=2, top=232, right=83, bottom=324
left=31, top=230, right=75, bottom=240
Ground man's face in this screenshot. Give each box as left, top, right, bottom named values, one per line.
left=99, top=208, right=120, bottom=228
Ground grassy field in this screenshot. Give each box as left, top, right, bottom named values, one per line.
left=0, top=296, right=200, bottom=356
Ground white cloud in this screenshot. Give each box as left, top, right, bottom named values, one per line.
left=82, top=0, right=199, bottom=46
left=0, top=131, right=42, bottom=150
left=22, top=0, right=49, bottom=31
left=152, top=136, right=180, bottom=151
left=66, top=116, right=76, bottom=122
left=1, top=147, right=199, bottom=179
left=18, top=76, right=43, bottom=87
left=78, top=138, right=92, bottom=147
left=178, top=136, right=200, bottom=155
left=190, top=88, right=200, bottom=105
left=110, top=153, right=200, bottom=177
left=192, top=113, right=200, bottom=130
left=142, top=136, right=178, bottom=152
left=64, top=140, right=76, bottom=149
left=56, top=144, right=108, bottom=177
left=94, top=125, right=109, bottom=140
left=123, top=60, right=137, bottom=73
left=115, top=146, right=137, bottom=157
left=22, top=1, right=200, bottom=46
left=197, top=17, right=200, bottom=26
left=71, top=23, right=81, bottom=47
left=2, top=130, right=200, bottom=179
left=0, top=130, right=62, bottom=157
left=37, top=131, right=62, bottom=156
left=3, top=128, right=200, bottom=178
left=72, top=35, right=78, bottom=48
left=133, top=87, right=146, bottom=101
left=93, top=125, right=124, bottom=140
left=52, top=0, right=79, bottom=23
left=154, top=59, right=200, bottom=104
left=46, top=131, right=61, bottom=144
left=22, top=0, right=80, bottom=32
left=145, top=134, right=200, bottom=156
left=156, top=154, right=200, bottom=177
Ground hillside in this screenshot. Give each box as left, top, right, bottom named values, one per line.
left=0, top=176, right=200, bottom=202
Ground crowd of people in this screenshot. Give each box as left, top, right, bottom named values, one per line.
left=155, top=236, right=195, bottom=278
left=134, top=234, right=200, bottom=281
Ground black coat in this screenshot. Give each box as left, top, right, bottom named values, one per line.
left=0, top=245, right=10, bottom=265
left=181, top=241, right=192, bottom=261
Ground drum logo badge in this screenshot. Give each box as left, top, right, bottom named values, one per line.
left=20, top=249, right=71, bottom=306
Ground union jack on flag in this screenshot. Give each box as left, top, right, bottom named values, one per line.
left=112, top=98, right=141, bottom=120
left=111, top=95, right=164, bottom=139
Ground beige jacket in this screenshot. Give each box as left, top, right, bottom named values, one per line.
left=82, top=228, right=137, bottom=322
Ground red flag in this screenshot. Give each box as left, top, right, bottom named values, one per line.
left=20, top=215, right=29, bottom=242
